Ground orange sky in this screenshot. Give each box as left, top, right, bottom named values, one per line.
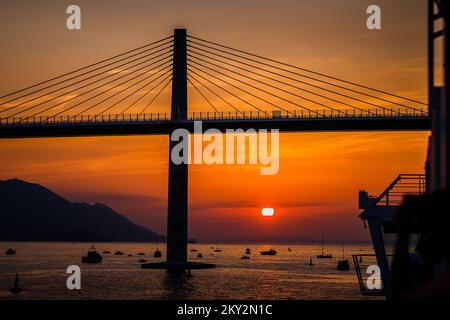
left=0, top=0, right=430, bottom=242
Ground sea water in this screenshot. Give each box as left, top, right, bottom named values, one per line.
left=0, top=242, right=380, bottom=300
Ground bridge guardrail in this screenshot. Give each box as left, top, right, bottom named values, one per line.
left=0, top=108, right=429, bottom=126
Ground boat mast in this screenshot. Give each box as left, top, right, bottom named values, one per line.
left=321, top=234, right=324, bottom=256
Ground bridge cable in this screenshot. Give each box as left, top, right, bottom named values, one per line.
left=187, top=41, right=422, bottom=113
left=0, top=47, right=173, bottom=115
left=0, top=41, right=173, bottom=109
left=138, top=78, right=172, bottom=116
left=63, top=66, right=173, bottom=120
left=0, top=35, right=174, bottom=101
left=187, top=77, right=219, bottom=113
left=37, top=63, right=171, bottom=122
left=116, top=75, right=172, bottom=117
left=188, top=65, right=267, bottom=116
left=93, top=71, right=173, bottom=118
left=17, top=60, right=172, bottom=120
left=189, top=54, right=348, bottom=116
left=8, top=57, right=172, bottom=119
left=188, top=44, right=408, bottom=115
left=186, top=72, right=244, bottom=115
left=188, top=62, right=317, bottom=116
left=187, top=35, right=427, bottom=107
left=188, top=50, right=374, bottom=115
left=187, top=67, right=270, bottom=115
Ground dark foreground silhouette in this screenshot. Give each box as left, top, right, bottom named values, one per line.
left=392, top=190, right=450, bottom=299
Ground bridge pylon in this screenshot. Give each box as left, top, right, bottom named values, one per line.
left=167, top=28, right=188, bottom=264
left=141, top=29, right=215, bottom=271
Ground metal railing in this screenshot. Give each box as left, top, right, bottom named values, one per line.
left=352, top=254, right=394, bottom=296
left=189, top=108, right=428, bottom=120
left=0, top=108, right=429, bottom=126
left=375, top=174, right=426, bottom=207
left=0, top=113, right=171, bottom=126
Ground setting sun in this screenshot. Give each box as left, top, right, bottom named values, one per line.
left=261, top=208, right=275, bottom=217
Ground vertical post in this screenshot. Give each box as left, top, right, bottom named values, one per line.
left=443, top=1, right=450, bottom=189
left=427, top=0, right=444, bottom=192
left=428, top=0, right=434, bottom=110
left=428, top=0, right=436, bottom=192
left=167, top=29, right=188, bottom=264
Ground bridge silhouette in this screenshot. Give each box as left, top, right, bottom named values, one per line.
left=0, top=29, right=430, bottom=270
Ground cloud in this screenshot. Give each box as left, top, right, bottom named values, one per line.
left=190, top=199, right=327, bottom=210
left=67, top=192, right=164, bottom=206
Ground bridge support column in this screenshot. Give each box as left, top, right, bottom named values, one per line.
left=141, top=29, right=214, bottom=270
left=167, top=28, right=188, bottom=264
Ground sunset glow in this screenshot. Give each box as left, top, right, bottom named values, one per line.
left=0, top=0, right=430, bottom=243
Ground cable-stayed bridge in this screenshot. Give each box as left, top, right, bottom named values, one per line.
left=0, top=30, right=429, bottom=138
left=0, top=29, right=431, bottom=269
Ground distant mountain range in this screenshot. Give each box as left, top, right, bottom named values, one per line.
left=0, top=179, right=165, bottom=242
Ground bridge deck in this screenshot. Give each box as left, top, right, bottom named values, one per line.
left=0, top=112, right=430, bottom=138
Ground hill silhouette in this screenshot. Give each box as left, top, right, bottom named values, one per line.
left=0, top=179, right=165, bottom=242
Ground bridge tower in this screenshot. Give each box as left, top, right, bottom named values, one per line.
left=167, top=28, right=188, bottom=264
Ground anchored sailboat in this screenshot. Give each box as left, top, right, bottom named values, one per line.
left=316, top=235, right=333, bottom=259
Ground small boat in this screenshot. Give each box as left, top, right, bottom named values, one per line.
left=197, top=253, right=203, bottom=258
left=114, top=251, right=124, bottom=255
left=213, top=248, right=222, bottom=252
left=316, top=235, right=333, bottom=259
left=102, top=250, right=111, bottom=254
left=153, top=249, right=162, bottom=258
left=337, top=259, right=350, bottom=271
left=128, top=254, right=132, bottom=257
left=308, top=257, right=314, bottom=266
left=82, top=246, right=103, bottom=264
left=241, top=255, right=250, bottom=259
left=190, top=249, right=198, bottom=252
left=245, top=248, right=251, bottom=255
left=288, top=247, right=292, bottom=252
left=5, top=248, right=16, bottom=256
left=317, top=253, right=333, bottom=259
left=138, top=259, right=147, bottom=263
left=10, top=273, right=21, bottom=294
left=260, top=249, right=277, bottom=256
left=137, top=252, right=145, bottom=256
left=337, top=246, right=350, bottom=271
